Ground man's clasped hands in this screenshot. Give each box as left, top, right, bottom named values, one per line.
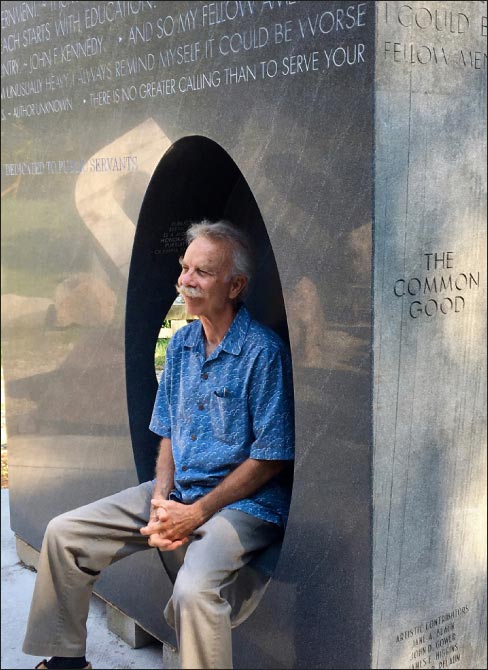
left=140, top=497, right=203, bottom=551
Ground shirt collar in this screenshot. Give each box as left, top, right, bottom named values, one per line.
left=182, top=305, right=251, bottom=357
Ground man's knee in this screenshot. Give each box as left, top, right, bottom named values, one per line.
left=172, top=569, right=215, bottom=607
left=44, top=510, right=82, bottom=546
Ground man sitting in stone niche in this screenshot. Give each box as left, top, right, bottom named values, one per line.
left=23, top=220, right=295, bottom=670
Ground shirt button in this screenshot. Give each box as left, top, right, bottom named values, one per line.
left=202, top=372, right=208, bottom=380
left=198, top=404, right=204, bottom=410
left=182, top=465, right=188, bottom=471
left=191, top=434, right=197, bottom=441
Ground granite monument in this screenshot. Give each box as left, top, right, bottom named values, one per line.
left=1, top=1, right=486, bottom=668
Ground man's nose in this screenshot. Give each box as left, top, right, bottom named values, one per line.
left=179, top=269, right=193, bottom=285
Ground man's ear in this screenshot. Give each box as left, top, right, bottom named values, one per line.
left=229, top=275, right=247, bottom=300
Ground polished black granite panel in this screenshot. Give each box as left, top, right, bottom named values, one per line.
left=1, top=2, right=485, bottom=668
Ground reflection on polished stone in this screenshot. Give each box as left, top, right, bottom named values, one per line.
left=287, top=276, right=368, bottom=371
left=75, top=118, right=172, bottom=278
left=55, top=273, right=117, bottom=327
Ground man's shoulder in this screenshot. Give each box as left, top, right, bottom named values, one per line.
left=245, top=316, right=289, bottom=357
left=168, top=319, right=200, bottom=350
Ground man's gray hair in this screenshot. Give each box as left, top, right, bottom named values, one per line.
left=186, top=220, right=254, bottom=284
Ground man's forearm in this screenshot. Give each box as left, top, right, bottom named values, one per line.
left=153, top=438, right=175, bottom=499
left=191, top=458, right=286, bottom=526
left=143, top=457, right=287, bottom=549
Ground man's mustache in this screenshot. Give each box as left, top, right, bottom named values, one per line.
left=175, top=284, right=206, bottom=298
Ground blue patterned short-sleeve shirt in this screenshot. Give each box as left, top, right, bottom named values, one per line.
left=149, top=305, right=294, bottom=527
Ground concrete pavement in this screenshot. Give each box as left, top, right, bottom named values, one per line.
left=1, top=489, right=165, bottom=670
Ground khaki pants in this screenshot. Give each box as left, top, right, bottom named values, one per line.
left=22, top=481, right=281, bottom=669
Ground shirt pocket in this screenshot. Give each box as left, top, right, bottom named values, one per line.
left=209, top=389, right=249, bottom=444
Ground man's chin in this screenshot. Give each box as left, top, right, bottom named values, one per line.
left=183, top=297, right=202, bottom=316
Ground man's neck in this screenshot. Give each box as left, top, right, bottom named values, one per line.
left=200, top=306, right=238, bottom=357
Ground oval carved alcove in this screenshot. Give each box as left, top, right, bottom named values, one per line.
left=125, top=135, right=291, bottom=489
